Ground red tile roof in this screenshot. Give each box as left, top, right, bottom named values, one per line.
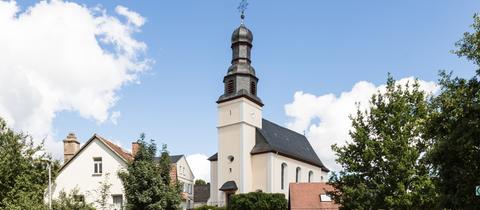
left=289, top=183, right=340, bottom=210
left=95, top=134, right=134, bottom=162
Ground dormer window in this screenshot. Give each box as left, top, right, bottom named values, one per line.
left=227, top=80, right=235, bottom=94
left=93, top=157, right=102, bottom=175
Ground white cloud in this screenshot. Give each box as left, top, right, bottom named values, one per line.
left=115, top=5, right=145, bottom=27
left=0, top=1, right=149, bottom=159
left=285, top=77, right=438, bottom=172
left=186, top=154, right=211, bottom=182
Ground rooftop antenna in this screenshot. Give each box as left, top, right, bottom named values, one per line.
left=237, top=0, right=248, bottom=24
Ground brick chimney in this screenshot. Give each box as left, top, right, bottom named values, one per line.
left=131, top=142, right=140, bottom=158
left=63, top=133, right=80, bottom=163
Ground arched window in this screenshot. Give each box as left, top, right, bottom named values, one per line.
left=281, top=163, right=287, bottom=190
left=296, top=167, right=301, bottom=183
left=308, top=171, right=313, bottom=183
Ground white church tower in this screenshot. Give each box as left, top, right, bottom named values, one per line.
left=208, top=6, right=330, bottom=207
left=214, top=20, right=263, bottom=204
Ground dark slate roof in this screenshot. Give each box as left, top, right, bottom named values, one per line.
left=219, top=181, right=238, bottom=191
left=208, top=153, right=218, bottom=161
left=194, top=184, right=210, bottom=203
left=252, top=119, right=329, bottom=172
left=154, top=155, right=183, bottom=163
left=169, top=155, right=183, bottom=163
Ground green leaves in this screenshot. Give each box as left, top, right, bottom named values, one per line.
left=0, top=117, right=59, bottom=209
left=329, top=76, right=437, bottom=209
left=228, top=192, right=287, bottom=210
left=118, top=134, right=182, bottom=210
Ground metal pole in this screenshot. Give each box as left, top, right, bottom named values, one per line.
left=48, top=162, right=52, bottom=210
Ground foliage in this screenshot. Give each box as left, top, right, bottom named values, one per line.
left=195, top=179, right=207, bottom=186
left=93, top=173, right=113, bottom=210
left=118, top=133, right=182, bottom=210
left=426, top=71, right=480, bottom=208
left=228, top=192, right=287, bottom=210
left=52, top=188, right=95, bottom=210
left=195, top=205, right=226, bottom=210
left=454, top=13, right=480, bottom=72
left=328, top=76, right=437, bottom=209
left=0, top=117, right=60, bottom=210
left=422, top=13, right=480, bottom=208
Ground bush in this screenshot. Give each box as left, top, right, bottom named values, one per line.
left=228, top=192, right=287, bottom=210
left=195, top=205, right=226, bottom=210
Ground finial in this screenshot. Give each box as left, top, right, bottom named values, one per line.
left=238, top=0, right=248, bottom=24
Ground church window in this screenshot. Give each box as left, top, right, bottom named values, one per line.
left=281, top=163, right=287, bottom=190
left=308, top=171, right=313, bottom=183
left=227, top=80, right=235, bottom=94
left=250, top=81, right=256, bottom=95
left=227, top=155, right=234, bottom=162
left=296, top=167, right=301, bottom=183
left=93, top=157, right=102, bottom=174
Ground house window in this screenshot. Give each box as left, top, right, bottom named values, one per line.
left=112, top=195, right=123, bottom=210
left=308, top=171, right=313, bottom=183
left=227, top=79, right=234, bottom=94
left=93, top=157, right=102, bottom=174
left=296, top=167, right=301, bottom=183
left=281, top=163, right=287, bottom=190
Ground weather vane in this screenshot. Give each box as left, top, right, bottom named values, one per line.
left=238, top=0, right=248, bottom=24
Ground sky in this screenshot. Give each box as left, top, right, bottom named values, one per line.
left=1, top=0, right=479, bottom=181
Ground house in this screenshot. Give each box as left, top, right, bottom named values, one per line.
left=194, top=183, right=210, bottom=208
left=208, top=18, right=329, bottom=207
left=157, top=155, right=195, bottom=209
left=288, top=183, right=340, bottom=210
left=53, top=133, right=194, bottom=210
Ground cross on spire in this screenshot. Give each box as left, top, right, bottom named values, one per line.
left=237, top=0, right=248, bottom=24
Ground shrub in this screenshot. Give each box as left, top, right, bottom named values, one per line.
left=228, top=192, right=287, bottom=210
left=195, top=205, right=226, bottom=210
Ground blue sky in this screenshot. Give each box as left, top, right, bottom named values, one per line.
left=7, top=0, right=480, bottom=175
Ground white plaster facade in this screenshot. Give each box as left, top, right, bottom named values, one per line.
left=174, top=156, right=195, bottom=209
left=53, top=136, right=128, bottom=210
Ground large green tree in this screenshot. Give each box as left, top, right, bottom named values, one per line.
left=424, top=14, right=480, bottom=208
left=118, top=134, right=182, bottom=210
left=328, top=76, right=437, bottom=209
left=0, top=117, right=59, bottom=210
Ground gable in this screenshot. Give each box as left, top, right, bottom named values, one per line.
left=58, top=134, right=133, bottom=173
left=176, top=155, right=195, bottom=180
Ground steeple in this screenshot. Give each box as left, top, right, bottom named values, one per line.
left=217, top=23, right=263, bottom=106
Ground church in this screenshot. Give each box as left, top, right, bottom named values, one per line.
left=208, top=19, right=330, bottom=207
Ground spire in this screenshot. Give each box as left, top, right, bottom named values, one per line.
left=217, top=7, right=263, bottom=106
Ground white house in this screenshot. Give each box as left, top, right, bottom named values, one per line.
left=208, top=21, right=330, bottom=207
left=53, top=133, right=195, bottom=210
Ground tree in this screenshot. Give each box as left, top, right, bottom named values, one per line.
left=93, top=173, right=113, bottom=210
left=425, top=14, right=480, bottom=208
left=52, top=188, right=95, bottom=210
left=328, top=76, right=437, bottom=209
left=118, top=134, right=182, bottom=210
left=195, top=179, right=207, bottom=186
left=0, top=117, right=59, bottom=209
left=228, top=192, right=287, bottom=210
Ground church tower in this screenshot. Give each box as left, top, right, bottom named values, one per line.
left=215, top=19, right=263, bottom=204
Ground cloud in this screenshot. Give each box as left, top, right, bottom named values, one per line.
left=186, top=154, right=211, bottom=182
left=0, top=1, right=149, bottom=159
left=285, top=77, right=438, bottom=172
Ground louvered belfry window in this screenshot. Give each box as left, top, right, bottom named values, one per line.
left=251, top=81, right=256, bottom=95
left=227, top=79, right=234, bottom=94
